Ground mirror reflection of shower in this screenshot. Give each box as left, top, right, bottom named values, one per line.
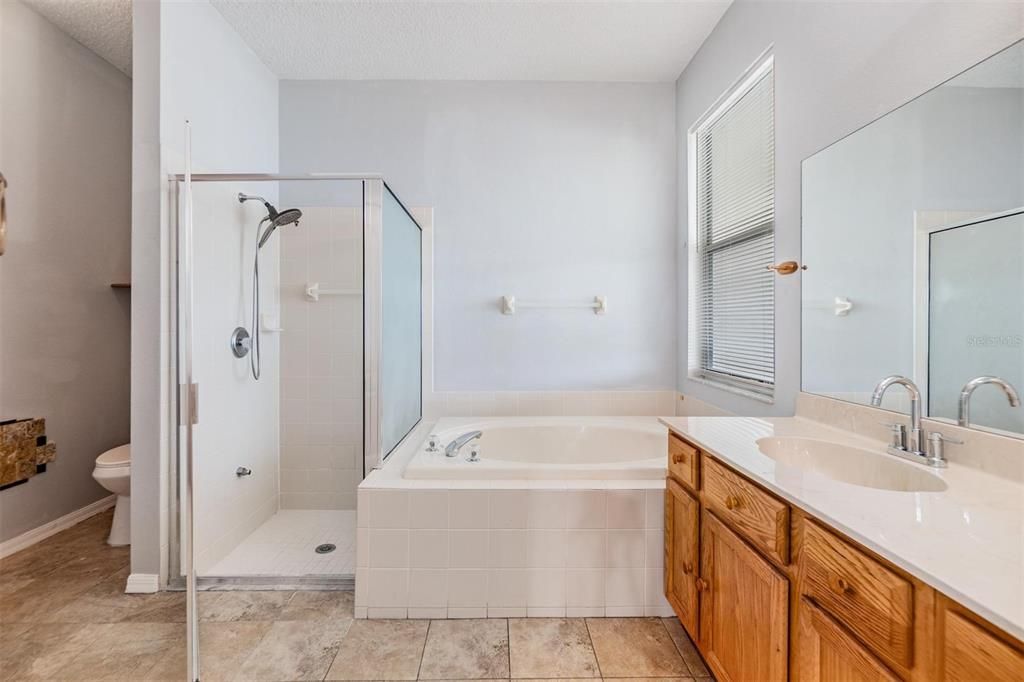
left=237, top=192, right=302, bottom=380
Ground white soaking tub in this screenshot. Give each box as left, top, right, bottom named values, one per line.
left=403, top=417, right=667, bottom=480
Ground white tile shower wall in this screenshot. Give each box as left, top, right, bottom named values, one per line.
left=426, top=391, right=678, bottom=419
left=279, top=207, right=363, bottom=510
left=355, top=487, right=672, bottom=619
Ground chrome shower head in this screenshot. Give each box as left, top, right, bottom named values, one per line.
left=257, top=208, right=302, bottom=248
left=238, top=193, right=302, bottom=248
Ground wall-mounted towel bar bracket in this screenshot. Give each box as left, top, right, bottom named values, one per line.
left=305, top=282, right=363, bottom=302
left=501, top=295, right=607, bottom=315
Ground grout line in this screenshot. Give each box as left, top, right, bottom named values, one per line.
left=415, top=618, right=432, bottom=679
left=584, top=618, right=604, bottom=679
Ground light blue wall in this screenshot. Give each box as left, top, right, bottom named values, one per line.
left=675, top=0, right=1024, bottom=415
left=279, top=81, right=678, bottom=391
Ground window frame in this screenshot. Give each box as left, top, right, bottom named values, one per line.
left=686, top=50, right=776, bottom=402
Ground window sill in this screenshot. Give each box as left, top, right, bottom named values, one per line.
left=687, top=374, right=775, bottom=405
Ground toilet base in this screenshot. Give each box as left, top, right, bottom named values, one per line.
left=108, top=495, right=131, bottom=546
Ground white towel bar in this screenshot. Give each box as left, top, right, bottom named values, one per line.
left=305, top=282, right=363, bottom=302
left=501, top=295, right=607, bottom=315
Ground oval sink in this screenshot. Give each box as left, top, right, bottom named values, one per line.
left=755, top=437, right=948, bottom=493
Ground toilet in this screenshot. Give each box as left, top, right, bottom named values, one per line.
left=92, top=444, right=131, bottom=546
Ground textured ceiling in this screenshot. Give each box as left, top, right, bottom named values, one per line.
left=210, top=0, right=732, bottom=82
left=24, top=0, right=132, bottom=77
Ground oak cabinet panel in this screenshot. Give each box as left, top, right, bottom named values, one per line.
left=796, top=597, right=900, bottom=682
left=665, top=478, right=700, bottom=638
left=799, top=519, right=914, bottom=672
left=699, top=512, right=788, bottom=682
left=702, top=455, right=790, bottom=565
left=668, top=433, right=700, bottom=491
left=940, top=607, right=1024, bottom=682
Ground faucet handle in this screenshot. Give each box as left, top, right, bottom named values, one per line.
left=924, top=431, right=959, bottom=467
left=880, top=422, right=907, bottom=450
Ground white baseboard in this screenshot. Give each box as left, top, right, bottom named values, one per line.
left=125, top=573, right=161, bottom=594
left=0, top=495, right=116, bottom=560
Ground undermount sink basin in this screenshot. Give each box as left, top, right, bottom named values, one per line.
left=755, top=437, right=948, bottom=493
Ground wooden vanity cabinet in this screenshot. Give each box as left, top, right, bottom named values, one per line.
left=663, top=432, right=1024, bottom=682
left=665, top=478, right=700, bottom=638
left=700, top=512, right=789, bottom=682
left=796, top=597, right=901, bottom=682
left=936, top=597, right=1024, bottom=681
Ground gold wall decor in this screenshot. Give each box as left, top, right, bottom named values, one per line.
left=0, top=418, right=57, bottom=488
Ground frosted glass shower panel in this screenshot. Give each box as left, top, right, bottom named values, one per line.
left=380, top=186, right=422, bottom=457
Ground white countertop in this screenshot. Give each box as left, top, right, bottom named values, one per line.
left=659, top=415, right=1024, bottom=641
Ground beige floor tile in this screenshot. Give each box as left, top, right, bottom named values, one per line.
left=585, top=619, right=688, bottom=678
left=0, top=574, right=105, bottom=624
left=660, top=618, right=711, bottom=678
left=325, top=619, right=429, bottom=680
left=199, top=590, right=294, bottom=622
left=0, top=623, right=97, bottom=681
left=50, top=568, right=185, bottom=624
left=48, top=622, right=183, bottom=681
left=236, top=619, right=352, bottom=681
left=279, top=589, right=355, bottom=621
left=197, top=621, right=275, bottom=682
left=508, top=618, right=600, bottom=679
left=419, top=619, right=511, bottom=680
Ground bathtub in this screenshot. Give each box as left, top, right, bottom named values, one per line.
left=403, top=417, right=668, bottom=480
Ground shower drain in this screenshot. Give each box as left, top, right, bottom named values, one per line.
left=315, top=543, right=336, bottom=554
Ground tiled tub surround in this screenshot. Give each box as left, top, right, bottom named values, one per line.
left=356, top=416, right=673, bottom=619
left=659, top=412, right=1024, bottom=641
left=279, top=206, right=364, bottom=511
left=356, top=485, right=671, bottom=620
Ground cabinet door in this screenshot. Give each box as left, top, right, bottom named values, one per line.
left=665, top=478, right=699, bottom=638
left=796, top=597, right=900, bottom=682
left=940, top=607, right=1024, bottom=681
left=699, top=512, right=788, bottom=682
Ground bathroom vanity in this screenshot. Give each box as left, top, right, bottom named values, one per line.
left=660, top=417, right=1023, bottom=682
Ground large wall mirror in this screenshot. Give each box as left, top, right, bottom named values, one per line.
left=802, top=39, right=1023, bottom=438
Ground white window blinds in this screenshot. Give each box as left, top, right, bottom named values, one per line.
left=693, top=62, right=775, bottom=397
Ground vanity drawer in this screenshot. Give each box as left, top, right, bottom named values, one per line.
left=799, top=519, right=914, bottom=672
left=701, top=455, right=789, bottom=565
left=668, top=434, right=699, bottom=491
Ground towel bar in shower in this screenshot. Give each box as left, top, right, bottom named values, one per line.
left=305, top=282, right=363, bottom=302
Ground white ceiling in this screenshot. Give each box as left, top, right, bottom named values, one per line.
left=210, top=0, right=732, bottom=82
left=25, top=0, right=132, bottom=77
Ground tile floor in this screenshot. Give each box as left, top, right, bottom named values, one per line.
left=0, top=509, right=713, bottom=681
left=206, top=510, right=357, bottom=577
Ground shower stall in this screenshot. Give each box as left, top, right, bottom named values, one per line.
left=171, top=172, right=423, bottom=673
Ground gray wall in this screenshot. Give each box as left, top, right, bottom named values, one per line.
left=0, top=0, right=132, bottom=542
left=280, top=80, right=677, bottom=391
left=675, top=0, right=1024, bottom=415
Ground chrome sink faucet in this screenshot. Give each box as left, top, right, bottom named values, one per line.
left=871, top=375, right=924, bottom=455
left=958, top=376, right=1021, bottom=428
left=445, top=430, right=482, bottom=458
left=871, top=375, right=954, bottom=468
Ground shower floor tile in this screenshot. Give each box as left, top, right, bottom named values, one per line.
left=206, top=510, right=357, bottom=577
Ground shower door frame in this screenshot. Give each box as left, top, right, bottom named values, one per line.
left=171, top=172, right=424, bottom=679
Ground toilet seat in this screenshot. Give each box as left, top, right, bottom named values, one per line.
left=95, top=444, right=130, bottom=469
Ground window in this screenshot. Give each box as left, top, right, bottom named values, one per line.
left=690, top=54, right=775, bottom=398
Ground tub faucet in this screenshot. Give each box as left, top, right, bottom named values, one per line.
left=958, top=376, right=1021, bottom=428
left=871, top=375, right=924, bottom=456
left=446, top=430, right=482, bottom=458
